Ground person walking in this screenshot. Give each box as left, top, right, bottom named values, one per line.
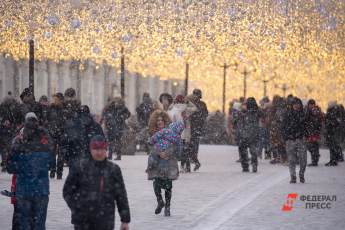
left=189, top=89, right=208, bottom=171
left=325, top=102, right=344, bottom=166
left=146, top=110, right=184, bottom=216
left=7, top=112, right=55, bottom=230
left=237, top=98, right=262, bottom=173
left=168, top=95, right=197, bottom=173
left=47, top=93, right=65, bottom=179
left=101, top=97, right=131, bottom=160
left=63, top=135, right=130, bottom=230
left=305, top=99, right=323, bottom=166
left=282, top=97, right=307, bottom=183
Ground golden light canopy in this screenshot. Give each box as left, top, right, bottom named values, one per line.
left=0, top=0, right=344, bottom=111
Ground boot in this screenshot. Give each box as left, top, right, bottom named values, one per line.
left=242, top=168, right=249, bottom=172
left=164, top=190, right=171, bottom=217
left=325, top=161, right=337, bottom=166
left=300, top=175, right=305, bottom=183
left=164, top=205, right=170, bottom=217
left=252, top=164, right=257, bottom=173
left=307, top=162, right=318, bottom=167
left=193, top=162, right=201, bottom=171
left=50, top=171, right=56, bottom=179
left=57, top=174, right=62, bottom=180
left=155, top=199, right=165, bottom=215
left=290, top=176, right=297, bottom=184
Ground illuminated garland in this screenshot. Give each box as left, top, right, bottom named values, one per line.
left=0, top=0, right=344, bottom=110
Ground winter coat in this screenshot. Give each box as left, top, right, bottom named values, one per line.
left=325, top=105, right=344, bottom=144
left=282, top=108, right=306, bottom=141
left=304, top=106, right=323, bottom=142
left=267, top=105, right=286, bottom=148
left=0, top=97, right=22, bottom=145
left=102, top=104, right=131, bottom=141
left=63, top=99, right=81, bottom=117
left=136, top=101, right=154, bottom=127
left=80, top=113, right=105, bottom=157
left=47, top=104, right=65, bottom=141
left=7, top=127, right=55, bottom=198
left=20, top=101, right=43, bottom=124
left=63, top=158, right=130, bottom=226
left=231, top=108, right=242, bottom=144
left=146, top=145, right=179, bottom=180
left=237, top=109, right=262, bottom=144
left=190, top=100, right=208, bottom=137
left=150, top=121, right=185, bottom=151
left=168, top=102, right=197, bottom=142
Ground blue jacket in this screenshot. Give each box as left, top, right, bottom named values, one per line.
left=7, top=127, right=55, bottom=198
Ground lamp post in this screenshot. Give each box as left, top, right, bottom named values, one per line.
left=120, top=46, right=125, bottom=99
left=262, top=73, right=277, bottom=98
left=275, top=83, right=289, bottom=97
left=221, top=63, right=230, bottom=113
left=220, top=62, right=238, bottom=113
left=29, top=39, right=35, bottom=95
left=240, top=67, right=255, bottom=99
left=184, top=62, right=189, bottom=96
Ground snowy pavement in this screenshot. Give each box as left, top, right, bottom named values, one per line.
left=1, top=145, right=344, bottom=230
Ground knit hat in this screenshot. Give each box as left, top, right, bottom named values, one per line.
left=174, top=95, right=185, bottom=104
left=25, top=112, right=38, bottom=122
left=20, top=88, right=33, bottom=100
left=90, top=135, right=108, bottom=150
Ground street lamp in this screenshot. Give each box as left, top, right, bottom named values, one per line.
left=220, top=61, right=238, bottom=113
left=240, top=66, right=256, bottom=99
left=275, top=83, right=289, bottom=98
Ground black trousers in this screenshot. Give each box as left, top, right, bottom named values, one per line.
left=239, top=141, right=258, bottom=170
left=153, top=178, right=172, bottom=207
left=328, top=138, right=342, bottom=163
left=108, top=135, right=122, bottom=159
left=51, top=142, right=64, bottom=176
left=190, top=136, right=201, bottom=165
left=180, top=141, right=191, bottom=171
left=74, top=220, right=114, bottom=230
left=306, top=141, right=320, bottom=164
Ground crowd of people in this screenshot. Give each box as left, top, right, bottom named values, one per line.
left=0, top=87, right=209, bottom=229
left=0, top=86, right=344, bottom=229
left=227, top=95, right=345, bottom=182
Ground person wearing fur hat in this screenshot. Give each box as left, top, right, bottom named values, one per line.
left=63, top=135, right=130, bottom=230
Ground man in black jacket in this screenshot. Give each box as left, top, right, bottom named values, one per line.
left=282, top=97, right=307, bottom=184
left=101, top=97, right=131, bottom=160
left=189, top=89, right=208, bottom=171
left=63, top=135, right=130, bottom=230
left=47, top=93, right=65, bottom=179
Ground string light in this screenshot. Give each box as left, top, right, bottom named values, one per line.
left=0, top=0, right=344, bottom=111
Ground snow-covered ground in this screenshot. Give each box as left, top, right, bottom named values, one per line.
left=0, top=145, right=344, bottom=230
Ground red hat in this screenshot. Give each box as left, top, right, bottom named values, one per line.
left=174, top=95, right=185, bottom=104
left=90, top=135, right=108, bottom=150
